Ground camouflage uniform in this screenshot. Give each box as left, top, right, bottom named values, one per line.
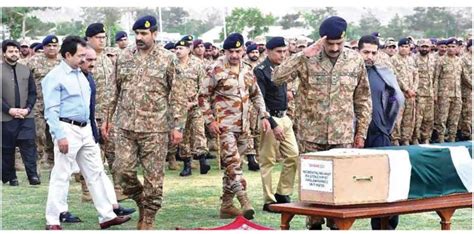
left=242, top=57, right=260, bottom=165
left=458, top=52, right=472, bottom=140
left=198, top=56, right=269, bottom=219
left=433, top=55, right=463, bottom=142
left=390, top=53, right=419, bottom=145
left=374, top=51, right=395, bottom=71
left=175, top=56, right=208, bottom=158
left=27, top=53, right=61, bottom=166
left=107, top=44, right=186, bottom=228
left=414, top=53, right=436, bottom=143
left=272, top=49, right=372, bottom=229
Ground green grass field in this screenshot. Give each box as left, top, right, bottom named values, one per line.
left=1, top=160, right=472, bottom=230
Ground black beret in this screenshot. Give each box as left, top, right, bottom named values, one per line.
left=437, top=40, right=447, bottom=46
left=319, top=16, right=347, bottom=40
left=30, top=42, right=41, bottom=49
left=115, top=31, right=127, bottom=41
left=42, top=35, right=59, bottom=45
left=164, top=42, right=176, bottom=50
left=34, top=44, right=43, bottom=52
left=398, top=38, right=410, bottom=46
left=430, top=37, right=438, bottom=45
left=246, top=43, right=258, bottom=54
left=371, top=32, right=380, bottom=37
left=446, top=38, right=458, bottom=45
left=266, top=36, right=287, bottom=50
left=181, top=35, right=194, bottom=42
left=175, top=39, right=190, bottom=48
left=223, top=33, right=244, bottom=50
left=467, top=39, right=472, bottom=48
left=204, top=42, right=213, bottom=50
left=86, top=23, right=105, bottom=37
left=132, top=15, right=157, bottom=31
left=245, top=41, right=254, bottom=47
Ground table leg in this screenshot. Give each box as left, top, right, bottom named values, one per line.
left=380, top=217, right=390, bottom=230
left=280, top=213, right=295, bottom=230
left=436, top=208, right=456, bottom=230
left=333, top=218, right=355, bottom=230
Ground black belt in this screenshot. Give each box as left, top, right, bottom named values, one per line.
left=59, top=118, right=88, bottom=127
left=269, top=110, right=286, bottom=118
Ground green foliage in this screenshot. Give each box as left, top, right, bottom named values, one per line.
left=302, top=7, right=338, bottom=39
left=279, top=12, right=305, bottom=29
left=220, top=8, right=276, bottom=40
left=55, top=20, right=86, bottom=37
left=81, top=7, right=124, bottom=46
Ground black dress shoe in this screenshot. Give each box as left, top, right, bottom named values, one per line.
left=100, top=215, right=131, bottom=229
left=29, top=176, right=41, bottom=185
left=113, top=205, right=136, bottom=216
left=59, top=211, right=82, bottom=223
left=275, top=193, right=291, bottom=203
left=262, top=202, right=277, bottom=213
left=9, top=179, right=19, bottom=186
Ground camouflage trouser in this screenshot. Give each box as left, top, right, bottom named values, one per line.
left=299, top=141, right=352, bottom=229
left=434, top=97, right=462, bottom=140
left=206, top=131, right=219, bottom=156
left=243, top=106, right=259, bottom=160
left=220, top=131, right=250, bottom=194
left=114, top=129, right=167, bottom=211
left=97, top=118, right=120, bottom=188
left=414, top=96, right=434, bottom=142
left=180, top=106, right=208, bottom=158
left=34, top=109, right=54, bottom=165
left=458, top=96, right=472, bottom=139
left=392, top=97, right=415, bottom=142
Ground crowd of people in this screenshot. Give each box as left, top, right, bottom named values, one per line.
left=1, top=13, right=472, bottom=230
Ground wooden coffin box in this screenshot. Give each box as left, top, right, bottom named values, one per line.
left=299, top=149, right=390, bottom=205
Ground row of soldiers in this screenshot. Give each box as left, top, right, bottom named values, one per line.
left=2, top=13, right=472, bottom=229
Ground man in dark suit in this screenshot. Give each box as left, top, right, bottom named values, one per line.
left=359, top=35, right=405, bottom=229
left=2, top=39, right=40, bottom=186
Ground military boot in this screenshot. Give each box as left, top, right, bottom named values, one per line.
left=247, top=154, right=260, bottom=171
left=198, top=154, right=211, bottom=174
left=167, top=153, right=180, bottom=170
left=80, top=175, right=92, bottom=202
left=138, top=209, right=156, bottom=230
left=179, top=158, right=192, bottom=177
left=219, top=192, right=242, bottom=219
left=236, top=191, right=255, bottom=220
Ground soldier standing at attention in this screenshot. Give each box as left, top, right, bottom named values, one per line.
left=27, top=35, right=61, bottom=168
left=102, top=15, right=186, bottom=229
left=198, top=33, right=270, bottom=220
left=413, top=39, right=436, bottom=144
left=432, top=38, right=464, bottom=143
left=457, top=39, right=472, bottom=141
left=85, top=22, right=127, bottom=201
left=272, top=16, right=372, bottom=230
left=173, top=37, right=211, bottom=177
left=390, top=38, right=418, bottom=145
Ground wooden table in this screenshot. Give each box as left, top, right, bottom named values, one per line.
left=269, top=193, right=472, bottom=230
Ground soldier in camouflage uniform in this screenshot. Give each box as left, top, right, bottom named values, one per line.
left=390, top=38, right=418, bottom=145
left=432, top=38, right=464, bottom=143
left=27, top=35, right=61, bottom=168
left=413, top=39, right=436, bottom=144
left=198, top=33, right=270, bottom=220
left=242, top=43, right=261, bottom=171
left=273, top=16, right=372, bottom=230
left=85, top=22, right=127, bottom=201
left=102, top=16, right=186, bottom=230
left=458, top=40, right=472, bottom=141
left=172, top=37, right=211, bottom=177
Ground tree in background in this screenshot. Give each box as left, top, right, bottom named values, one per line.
left=81, top=7, right=125, bottom=46
left=221, top=7, right=276, bottom=40
left=1, top=7, right=56, bottom=39
left=279, top=12, right=305, bottom=29
left=302, top=7, right=337, bottom=38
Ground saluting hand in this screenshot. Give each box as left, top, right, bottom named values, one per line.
left=303, top=36, right=326, bottom=58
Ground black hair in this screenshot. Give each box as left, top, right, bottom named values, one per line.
left=60, top=35, right=87, bottom=58
left=149, top=25, right=158, bottom=33
left=358, top=35, right=379, bottom=50
left=2, top=39, right=20, bottom=53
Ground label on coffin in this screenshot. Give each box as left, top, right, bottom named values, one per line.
left=301, top=159, right=333, bottom=192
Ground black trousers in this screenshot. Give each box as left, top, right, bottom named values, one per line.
left=2, top=119, right=38, bottom=183
left=365, top=123, right=399, bottom=230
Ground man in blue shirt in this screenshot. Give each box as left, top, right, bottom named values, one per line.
left=42, top=36, right=131, bottom=230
